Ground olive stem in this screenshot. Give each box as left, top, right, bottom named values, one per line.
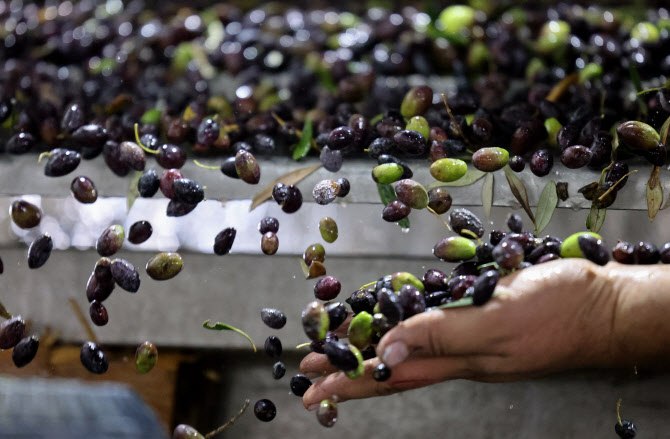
left=193, top=159, right=220, bottom=170
left=440, top=94, right=470, bottom=146
left=204, top=399, right=250, bottom=438
left=426, top=206, right=452, bottom=232
left=133, top=124, right=158, bottom=155
left=358, top=281, right=376, bottom=290
left=597, top=170, right=638, bottom=201
left=296, top=342, right=311, bottom=349
left=616, top=398, right=623, bottom=426
left=459, top=228, right=482, bottom=245
left=68, top=298, right=98, bottom=344
left=637, top=86, right=665, bottom=96
left=37, top=152, right=52, bottom=164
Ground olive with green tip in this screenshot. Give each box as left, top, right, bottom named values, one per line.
left=10, top=200, right=42, bottom=229
left=302, top=301, right=330, bottom=342
left=319, top=217, right=338, bottom=243
left=172, top=424, right=205, bottom=439
left=406, top=116, right=430, bottom=140
left=545, top=118, right=562, bottom=148
left=400, top=86, right=433, bottom=118
left=536, top=20, right=570, bottom=54
left=390, top=272, right=425, bottom=293
left=136, top=341, right=158, bottom=374
left=234, top=150, right=260, bottom=184
left=347, top=311, right=373, bottom=350
left=430, top=158, right=468, bottom=182
left=394, top=179, right=429, bottom=209
left=316, top=399, right=338, bottom=428
left=472, top=147, right=509, bottom=172
left=96, top=225, right=125, bottom=257
left=146, top=252, right=183, bottom=280
left=303, top=243, right=325, bottom=265
left=560, top=232, right=602, bottom=258
left=344, top=344, right=365, bottom=379
left=433, top=236, right=477, bottom=262
left=616, top=121, right=660, bottom=151
left=372, top=163, right=404, bottom=184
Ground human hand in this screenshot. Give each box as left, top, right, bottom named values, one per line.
left=300, top=259, right=620, bottom=410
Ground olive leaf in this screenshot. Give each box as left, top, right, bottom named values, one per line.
left=425, top=168, right=486, bottom=189
left=377, top=183, right=410, bottom=229
left=660, top=115, right=670, bottom=146
left=482, top=172, right=494, bottom=219
left=546, top=72, right=578, bottom=102
left=249, top=163, right=322, bottom=211
left=646, top=166, right=662, bottom=222
left=436, top=290, right=504, bottom=309
left=586, top=205, right=606, bottom=233
left=534, top=180, right=558, bottom=235
left=203, top=320, right=257, bottom=352
left=299, top=258, right=310, bottom=278
left=0, top=300, right=12, bottom=319
left=126, top=171, right=143, bottom=213
left=503, top=166, right=536, bottom=226
left=292, top=119, right=313, bottom=161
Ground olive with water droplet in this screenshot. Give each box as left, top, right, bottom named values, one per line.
left=391, top=272, right=425, bottom=293
left=172, top=424, right=204, bottom=439
left=110, top=259, right=140, bottom=293
left=472, top=147, right=509, bottom=172
left=428, top=188, right=452, bottom=214
left=450, top=208, right=485, bottom=238
left=616, top=121, right=660, bottom=151
left=394, top=179, right=429, bottom=209
left=71, top=176, right=97, bottom=203
left=172, top=178, right=204, bottom=204
left=80, top=341, right=108, bottom=374
left=312, top=180, right=340, bottom=205
left=128, top=221, right=152, bottom=244
left=261, top=308, right=286, bottom=329
left=382, top=200, right=411, bottom=222
left=0, top=316, right=26, bottom=350
left=304, top=243, right=325, bottom=265
left=317, top=399, right=338, bottom=428
left=44, top=149, right=81, bottom=177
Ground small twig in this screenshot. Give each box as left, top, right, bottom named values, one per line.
left=616, top=398, right=623, bottom=426
left=205, top=399, right=250, bottom=438
left=597, top=170, right=638, bottom=201
left=459, top=228, right=483, bottom=246
left=546, top=72, right=579, bottom=102
left=193, top=160, right=220, bottom=170
left=68, top=298, right=98, bottom=344
left=440, top=94, right=470, bottom=145
left=296, top=342, right=311, bottom=349
left=134, top=124, right=158, bottom=155
left=426, top=206, right=452, bottom=232
left=0, top=299, right=12, bottom=319
left=37, top=152, right=52, bottom=164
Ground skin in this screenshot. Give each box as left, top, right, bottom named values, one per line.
left=300, top=259, right=670, bottom=410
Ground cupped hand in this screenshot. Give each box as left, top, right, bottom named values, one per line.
left=301, top=259, right=620, bottom=410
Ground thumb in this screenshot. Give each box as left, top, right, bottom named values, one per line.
left=376, top=306, right=497, bottom=367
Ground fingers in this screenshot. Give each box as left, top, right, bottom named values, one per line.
left=302, top=356, right=473, bottom=408
left=300, top=352, right=338, bottom=378
left=375, top=307, right=506, bottom=367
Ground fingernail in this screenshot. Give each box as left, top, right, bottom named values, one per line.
left=382, top=341, right=408, bottom=368
left=307, top=403, right=319, bottom=411
left=305, top=372, right=321, bottom=380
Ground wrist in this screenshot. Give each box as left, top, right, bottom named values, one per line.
left=604, top=263, right=670, bottom=367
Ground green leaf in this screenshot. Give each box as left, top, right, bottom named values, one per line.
left=482, top=172, right=494, bottom=219
left=586, top=205, right=606, bottom=233
left=299, top=257, right=310, bottom=278
left=436, top=290, right=504, bottom=309
left=377, top=183, right=410, bottom=229
left=140, top=109, right=162, bottom=125
left=292, top=119, right=313, bottom=161
left=203, top=320, right=257, bottom=352
left=126, top=171, right=143, bottom=213
left=425, top=168, right=487, bottom=189
left=503, top=166, right=536, bottom=227
left=0, top=300, right=12, bottom=319
left=646, top=167, right=663, bottom=222
left=534, top=180, right=558, bottom=235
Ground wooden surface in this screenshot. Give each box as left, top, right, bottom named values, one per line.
left=0, top=343, right=192, bottom=429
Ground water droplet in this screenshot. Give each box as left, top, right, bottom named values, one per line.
left=400, top=227, right=410, bottom=233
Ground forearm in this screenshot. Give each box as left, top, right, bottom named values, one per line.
left=607, top=263, right=670, bottom=367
